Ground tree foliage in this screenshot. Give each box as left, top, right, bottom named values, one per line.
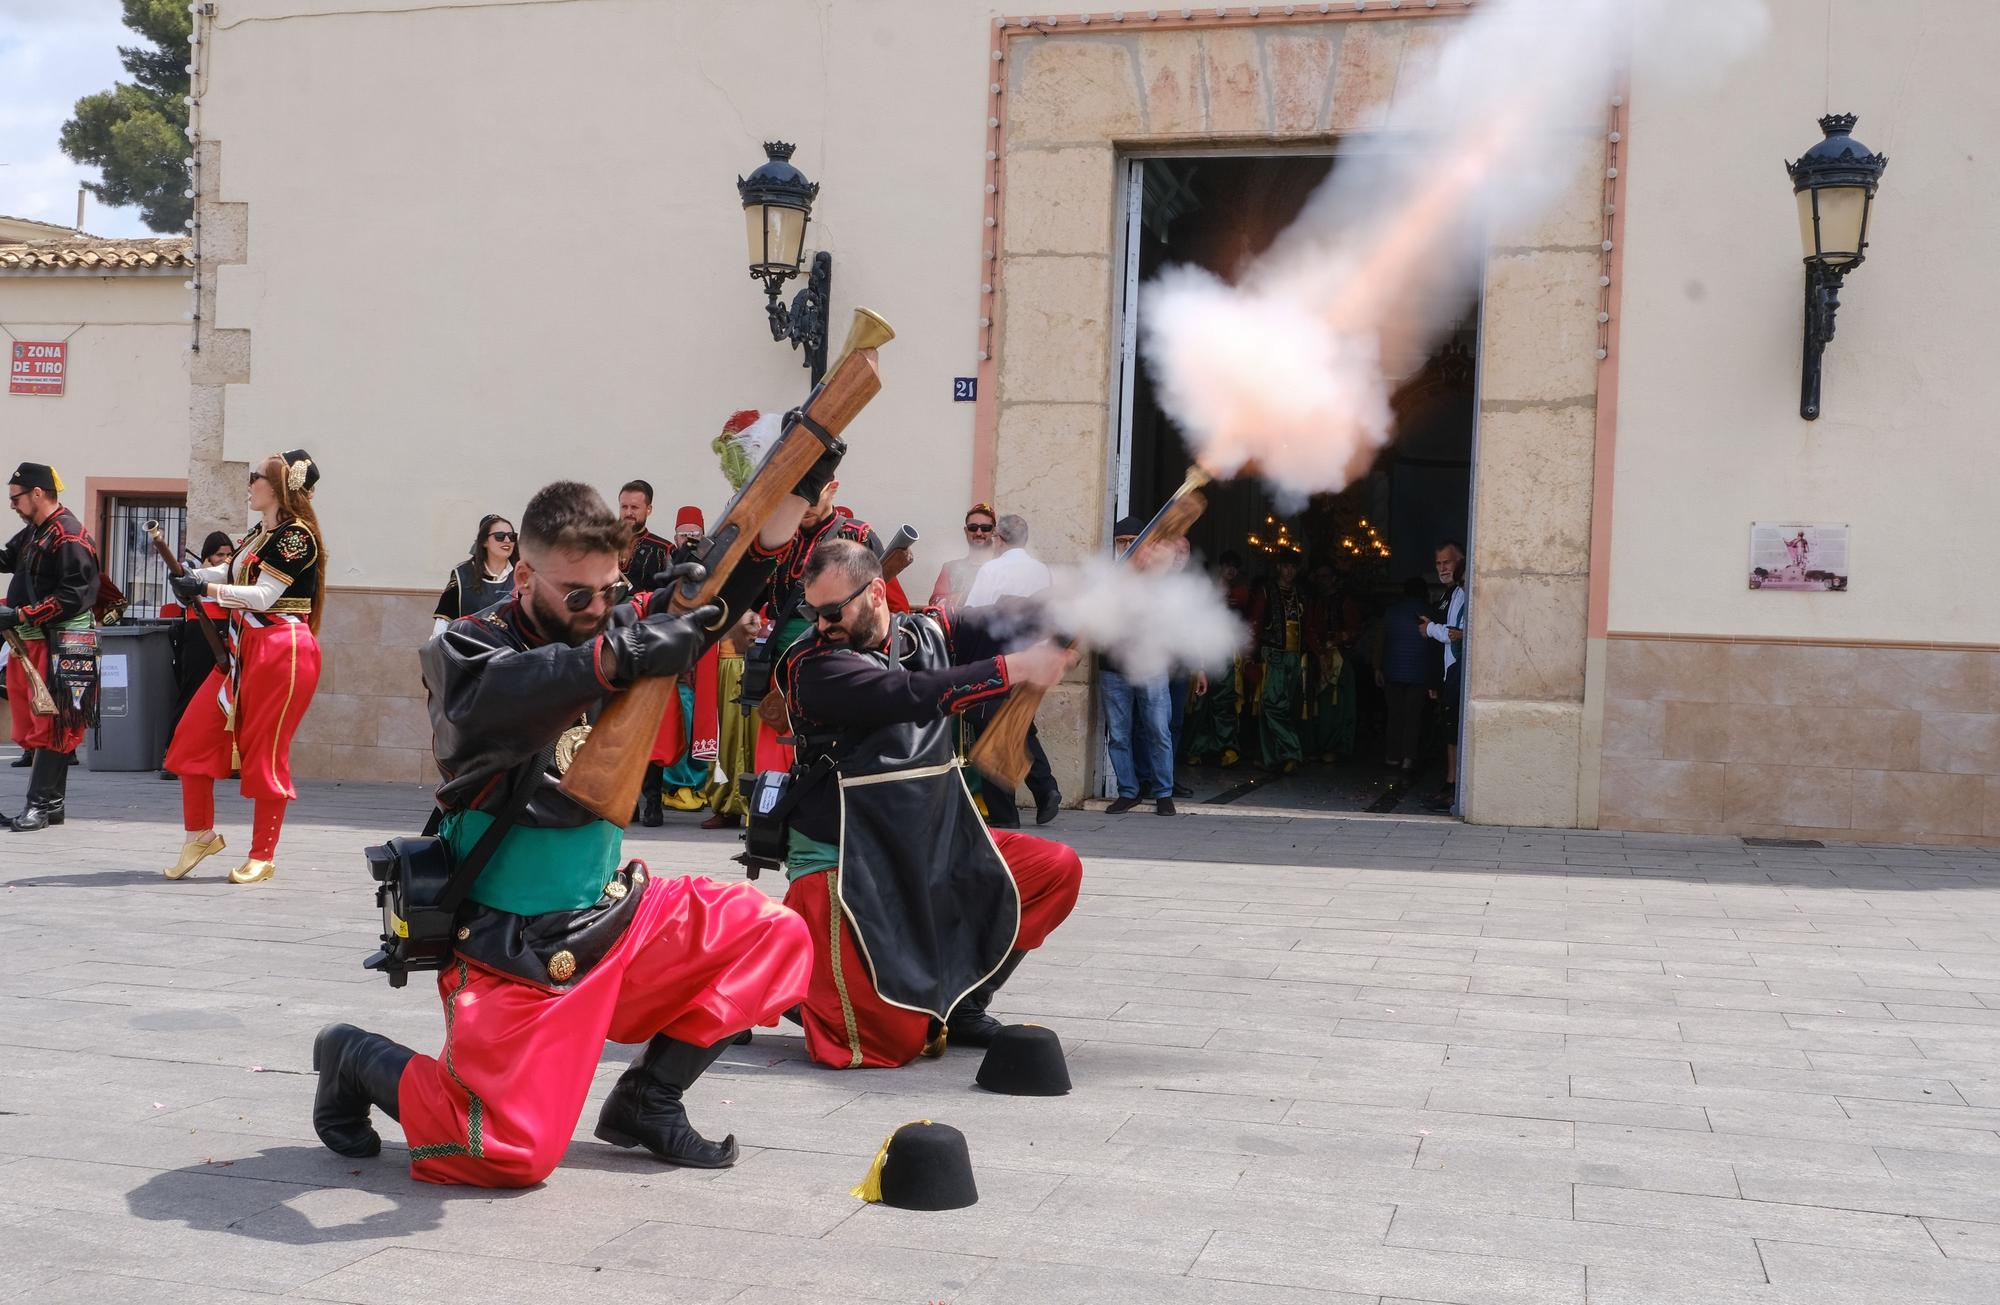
left=59, top=1, right=193, bottom=233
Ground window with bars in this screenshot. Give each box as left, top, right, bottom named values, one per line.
left=101, top=497, right=187, bottom=621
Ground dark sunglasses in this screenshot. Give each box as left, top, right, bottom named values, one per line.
left=485, top=531, right=517, bottom=543
left=247, top=471, right=266, bottom=486
left=557, top=579, right=632, bottom=612
left=965, top=522, right=995, bottom=533
left=799, top=578, right=872, bottom=625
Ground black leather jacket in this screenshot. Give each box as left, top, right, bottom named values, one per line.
left=776, top=606, right=1013, bottom=843
left=421, top=545, right=776, bottom=827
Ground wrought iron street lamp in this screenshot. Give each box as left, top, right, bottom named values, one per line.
left=739, top=141, right=831, bottom=385
left=1786, top=113, right=1888, bottom=420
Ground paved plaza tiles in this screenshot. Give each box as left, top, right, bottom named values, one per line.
left=5, top=766, right=2000, bottom=1303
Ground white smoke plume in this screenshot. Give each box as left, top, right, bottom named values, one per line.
left=1036, top=557, right=1247, bottom=683
left=1141, top=0, right=1770, bottom=498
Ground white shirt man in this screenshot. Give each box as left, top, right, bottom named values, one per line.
left=963, top=514, right=1051, bottom=608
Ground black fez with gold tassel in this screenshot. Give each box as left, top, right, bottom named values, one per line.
left=9, top=462, right=61, bottom=495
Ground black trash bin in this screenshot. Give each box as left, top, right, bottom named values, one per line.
left=87, top=623, right=178, bottom=771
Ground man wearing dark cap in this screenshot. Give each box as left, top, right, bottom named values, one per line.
left=0, top=462, right=103, bottom=830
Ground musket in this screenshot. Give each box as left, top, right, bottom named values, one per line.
left=145, top=521, right=232, bottom=673
left=559, top=307, right=896, bottom=823
left=1, top=628, right=57, bottom=717
left=968, top=467, right=1212, bottom=790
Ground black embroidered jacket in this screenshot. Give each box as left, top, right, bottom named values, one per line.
left=423, top=542, right=777, bottom=828
left=0, top=506, right=99, bottom=628
left=776, top=606, right=1012, bottom=843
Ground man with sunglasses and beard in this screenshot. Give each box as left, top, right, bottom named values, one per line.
left=311, top=448, right=839, bottom=1188
left=773, top=540, right=1082, bottom=1069
left=1, top=462, right=102, bottom=831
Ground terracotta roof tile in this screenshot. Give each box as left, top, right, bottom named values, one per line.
left=0, top=237, right=194, bottom=272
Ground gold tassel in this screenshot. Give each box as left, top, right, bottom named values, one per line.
left=50, top=469, right=64, bottom=493
left=851, top=1120, right=931, bottom=1202
left=922, top=1028, right=949, bottom=1058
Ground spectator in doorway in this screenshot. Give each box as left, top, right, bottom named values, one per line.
left=1375, top=575, right=1433, bottom=778
left=963, top=513, right=1051, bottom=610
left=965, top=513, right=1061, bottom=827
left=927, top=502, right=999, bottom=610
left=1420, top=541, right=1467, bottom=813
left=1184, top=550, right=1250, bottom=770
left=1100, top=516, right=1175, bottom=816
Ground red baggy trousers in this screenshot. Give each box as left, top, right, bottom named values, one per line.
left=164, top=621, right=321, bottom=800
left=782, top=829, right=1082, bottom=1069
left=397, top=870, right=810, bottom=1188
left=6, top=636, right=83, bottom=753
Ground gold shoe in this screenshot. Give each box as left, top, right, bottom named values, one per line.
left=662, top=786, right=705, bottom=812
left=164, top=833, right=226, bottom=881
left=227, top=858, right=276, bottom=885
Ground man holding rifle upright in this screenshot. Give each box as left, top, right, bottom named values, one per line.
left=311, top=436, right=841, bottom=1188
left=0, top=462, right=102, bottom=832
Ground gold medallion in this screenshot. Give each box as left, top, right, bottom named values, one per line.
left=553, top=724, right=592, bottom=775
left=603, top=879, right=628, bottom=902
left=547, top=950, right=577, bottom=982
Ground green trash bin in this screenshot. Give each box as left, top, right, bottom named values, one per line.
left=87, top=622, right=178, bottom=771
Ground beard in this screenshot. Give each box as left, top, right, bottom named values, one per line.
left=822, top=604, right=888, bottom=650
left=525, top=582, right=610, bottom=646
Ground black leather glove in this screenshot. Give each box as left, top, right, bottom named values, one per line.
left=646, top=560, right=707, bottom=594
left=602, top=604, right=723, bottom=686
left=170, top=573, right=206, bottom=603
left=0, top=605, right=18, bottom=633
left=791, top=425, right=847, bottom=506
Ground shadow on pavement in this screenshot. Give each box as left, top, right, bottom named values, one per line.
left=124, top=1145, right=536, bottom=1244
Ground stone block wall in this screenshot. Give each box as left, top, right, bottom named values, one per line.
left=292, top=588, right=435, bottom=784
left=1600, top=635, right=2000, bottom=845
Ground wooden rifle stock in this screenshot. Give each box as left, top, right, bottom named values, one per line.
left=968, top=471, right=1211, bottom=790
left=558, top=331, right=891, bottom=822
left=144, top=521, right=232, bottom=671
left=2, top=628, right=57, bottom=717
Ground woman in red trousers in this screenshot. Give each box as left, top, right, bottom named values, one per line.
left=162, top=449, right=326, bottom=884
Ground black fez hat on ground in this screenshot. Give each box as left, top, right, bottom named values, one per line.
left=199, top=530, right=233, bottom=559
left=9, top=463, right=60, bottom=494
left=852, top=1121, right=979, bottom=1211
left=975, top=1025, right=1072, bottom=1096
left=280, top=449, right=320, bottom=494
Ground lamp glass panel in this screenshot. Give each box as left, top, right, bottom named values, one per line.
left=1806, top=185, right=1869, bottom=265
left=745, top=203, right=807, bottom=274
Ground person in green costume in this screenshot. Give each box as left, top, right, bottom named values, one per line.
left=1246, top=549, right=1324, bottom=773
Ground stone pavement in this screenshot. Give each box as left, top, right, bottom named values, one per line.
left=7, top=766, right=2000, bottom=1304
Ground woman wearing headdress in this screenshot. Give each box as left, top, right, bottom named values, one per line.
left=162, top=450, right=327, bottom=884
left=430, top=513, right=517, bottom=637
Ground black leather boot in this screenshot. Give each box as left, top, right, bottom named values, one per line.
left=638, top=763, right=665, bottom=827
left=312, top=1023, right=414, bottom=1158
left=594, top=1035, right=738, bottom=1168
left=947, top=950, right=1028, bottom=1048
left=8, top=749, right=31, bottom=768
left=8, top=748, right=68, bottom=832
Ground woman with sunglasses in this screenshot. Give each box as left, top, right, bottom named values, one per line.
left=925, top=502, right=998, bottom=610
left=431, top=514, right=518, bottom=637
left=162, top=449, right=327, bottom=885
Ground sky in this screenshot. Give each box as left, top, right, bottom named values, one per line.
left=0, top=0, right=157, bottom=238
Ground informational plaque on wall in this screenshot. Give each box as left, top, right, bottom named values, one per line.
left=1748, top=522, right=1849, bottom=592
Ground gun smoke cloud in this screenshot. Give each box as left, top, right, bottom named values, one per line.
left=1141, top=0, right=1769, bottom=501
left=1036, top=557, right=1247, bottom=683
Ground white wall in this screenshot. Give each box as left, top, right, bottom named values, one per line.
left=1610, top=0, right=1998, bottom=641
left=0, top=276, right=190, bottom=496
left=204, top=0, right=1005, bottom=591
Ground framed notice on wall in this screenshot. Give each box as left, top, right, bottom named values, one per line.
left=9, top=340, right=67, bottom=396
left=1749, top=522, right=1849, bottom=592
